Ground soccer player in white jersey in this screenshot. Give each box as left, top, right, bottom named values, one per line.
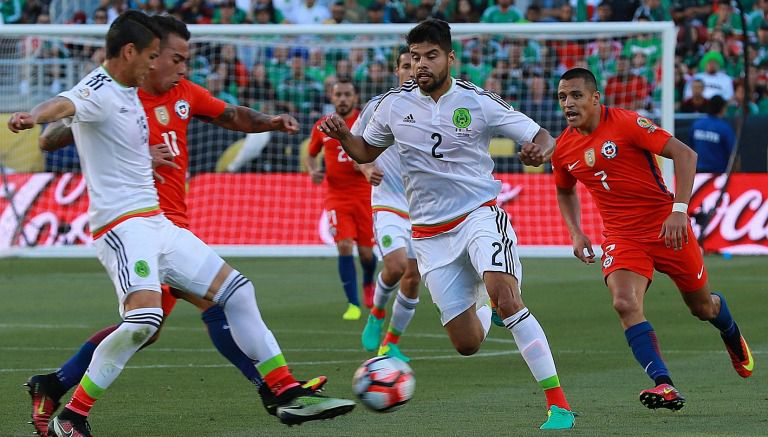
left=319, top=19, right=575, bottom=429
left=354, top=47, right=421, bottom=363
left=8, top=11, right=353, bottom=436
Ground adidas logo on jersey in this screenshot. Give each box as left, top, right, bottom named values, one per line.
left=402, top=114, right=415, bottom=123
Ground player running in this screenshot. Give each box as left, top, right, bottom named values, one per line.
left=304, top=78, right=377, bottom=321
left=9, top=12, right=353, bottom=436
left=24, top=15, right=334, bottom=435
left=551, top=67, right=753, bottom=410
left=355, top=47, right=421, bottom=363
left=319, top=19, right=575, bottom=430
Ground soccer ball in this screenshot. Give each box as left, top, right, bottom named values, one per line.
left=352, top=355, right=415, bottom=412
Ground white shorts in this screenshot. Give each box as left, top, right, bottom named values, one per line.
left=94, top=214, right=225, bottom=317
left=414, top=206, right=523, bottom=325
left=374, top=211, right=415, bottom=258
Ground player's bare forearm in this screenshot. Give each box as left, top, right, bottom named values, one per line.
left=30, top=97, right=76, bottom=124
left=556, top=186, right=584, bottom=237
left=531, top=128, right=555, bottom=159
left=39, top=120, right=74, bottom=152
left=339, top=135, right=383, bottom=164
left=660, top=137, right=697, bottom=204
left=210, top=105, right=299, bottom=134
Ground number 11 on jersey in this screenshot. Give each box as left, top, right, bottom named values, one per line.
left=161, top=131, right=180, bottom=156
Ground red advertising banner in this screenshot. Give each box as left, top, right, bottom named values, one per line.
left=2, top=173, right=766, bottom=254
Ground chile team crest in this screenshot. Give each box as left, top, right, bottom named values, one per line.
left=154, top=106, right=170, bottom=125
left=174, top=100, right=190, bottom=120
left=601, top=141, right=618, bottom=159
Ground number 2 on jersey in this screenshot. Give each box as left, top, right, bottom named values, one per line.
left=337, top=145, right=351, bottom=162
left=431, top=133, right=443, bottom=158
left=161, top=131, right=180, bottom=156
left=594, top=170, right=610, bottom=191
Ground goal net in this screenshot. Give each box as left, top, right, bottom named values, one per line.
left=0, top=22, right=675, bottom=257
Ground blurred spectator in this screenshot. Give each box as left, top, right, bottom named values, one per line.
left=358, top=60, right=393, bottom=102
left=174, top=0, right=214, bottom=24
left=253, top=0, right=284, bottom=23
left=481, top=0, right=523, bottom=23
left=21, top=0, right=44, bottom=23
left=633, top=0, right=670, bottom=21
left=522, top=5, right=542, bottom=22
left=587, top=38, right=620, bottom=89
left=461, top=46, right=492, bottom=85
left=726, top=80, right=759, bottom=117
left=748, top=0, right=768, bottom=34
left=708, top=0, right=744, bottom=37
left=680, top=78, right=710, bottom=113
left=671, top=0, right=711, bottom=23
left=555, top=3, right=574, bottom=22
left=530, top=0, right=568, bottom=22
left=366, top=2, right=384, bottom=23
left=213, top=0, right=247, bottom=23
left=608, top=0, right=640, bottom=21
left=685, top=50, right=734, bottom=100
left=92, top=7, right=109, bottom=23
left=105, top=0, right=130, bottom=23
left=242, top=63, right=276, bottom=113
left=19, top=12, right=71, bottom=95
left=287, top=0, right=330, bottom=24
left=689, top=95, right=738, bottom=173
left=518, top=73, right=558, bottom=125
left=413, top=0, right=446, bottom=21
left=325, top=1, right=349, bottom=23
left=306, top=48, right=332, bottom=83
left=754, top=21, right=768, bottom=66
left=623, top=29, right=662, bottom=67
left=348, top=47, right=369, bottom=81
left=592, top=0, right=613, bottom=22
left=335, top=58, right=354, bottom=80
left=1, top=0, right=24, bottom=23
left=213, top=44, right=249, bottom=99
left=368, top=0, right=405, bottom=23
left=142, top=0, right=167, bottom=15
left=604, top=55, right=649, bottom=110
left=266, top=45, right=291, bottom=84
left=277, top=56, right=323, bottom=115
left=207, top=72, right=239, bottom=105
left=70, top=10, right=88, bottom=24
left=453, top=0, right=481, bottom=23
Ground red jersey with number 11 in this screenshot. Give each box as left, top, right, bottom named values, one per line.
left=552, top=106, right=674, bottom=241
left=139, top=79, right=227, bottom=228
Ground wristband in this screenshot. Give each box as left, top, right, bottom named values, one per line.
left=672, top=202, right=688, bottom=214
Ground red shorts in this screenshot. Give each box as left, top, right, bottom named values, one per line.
left=600, top=223, right=708, bottom=292
left=327, top=200, right=375, bottom=246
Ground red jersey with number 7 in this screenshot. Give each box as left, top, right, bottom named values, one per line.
left=552, top=106, right=675, bottom=241
left=139, top=79, right=227, bottom=229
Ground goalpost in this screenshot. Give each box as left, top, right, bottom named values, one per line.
left=0, top=22, right=676, bottom=258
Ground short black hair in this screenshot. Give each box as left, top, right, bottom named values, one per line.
left=153, top=14, right=191, bottom=43
left=406, top=19, right=452, bottom=54
left=708, top=95, right=727, bottom=115
left=105, top=10, right=162, bottom=59
left=560, top=67, right=598, bottom=92
left=333, top=76, right=358, bottom=95
left=396, top=46, right=410, bottom=68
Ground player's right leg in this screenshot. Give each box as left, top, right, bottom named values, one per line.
left=377, top=258, right=420, bottom=363
left=337, top=237, right=362, bottom=320
left=49, top=218, right=166, bottom=437
left=162, top=220, right=354, bottom=425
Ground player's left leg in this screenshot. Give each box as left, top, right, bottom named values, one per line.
left=355, top=202, right=378, bottom=309
left=656, top=232, right=753, bottom=378
left=378, top=258, right=420, bottom=363
left=357, top=244, right=377, bottom=309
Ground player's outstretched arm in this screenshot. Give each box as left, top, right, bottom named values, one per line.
left=8, top=97, right=75, bottom=133
left=39, top=120, right=74, bottom=152
left=658, top=137, right=698, bottom=250
left=518, top=128, right=556, bottom=167
left=556, top=186, right=595, bottom=264
left=209, top=105, right=299, bottom=134
left=318, top=114, right=385, bottom=164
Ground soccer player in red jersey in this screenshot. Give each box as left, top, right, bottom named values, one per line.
left=551, top=67, right=753, bottom=410
left=304, top=78, right=377, bottom=321
left=26, top=15, right=351, bottom=435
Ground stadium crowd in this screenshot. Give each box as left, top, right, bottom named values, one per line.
left=6, top=0, right=767, bottom=170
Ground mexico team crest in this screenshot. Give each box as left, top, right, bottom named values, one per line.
left=174, top=100, right=190, bottom=120
left=584, top=148, right=596, bottom=167
left=601, top=141, right=618, bottom=159
left=452, top=108, right=471, bottom=129
left=154, top=106, right=170, bottom=125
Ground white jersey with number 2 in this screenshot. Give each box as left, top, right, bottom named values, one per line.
left=362, top=78, right=540, bottom=228
left=59, top=66, right=157, bottom=234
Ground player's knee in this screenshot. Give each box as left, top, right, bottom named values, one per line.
left=141, top=328, right=162, bottom=349
left=213, top=271, right=255, bottom=308
left=400, top=273, right=420, bottom=297
left=612, top=294, right=640, bottom=317
left=122, top=309, right=163, bottom=347
left=383, top=262, right=406, bottom=282
left=454, top=340, right=481, bottom=356
left=689, top=301, right=716, bottom=321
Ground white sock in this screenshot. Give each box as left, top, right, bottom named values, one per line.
left=84, top=307, right=162, bottom=390
left=389, top=290, right=418, bottom=334
left=373, top=272, right=398, bottom=313
left=214, top=270, right=282, bottom=362
left=476, top=304, right=492, bottom=340
left=504, top=308, right=558, bottom=382
left=227, top=131, right=271, bottom=172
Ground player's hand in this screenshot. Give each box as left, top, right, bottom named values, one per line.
left=149, top=143, right=180, bottom=184
left=309, top=169, right=325, bottom=185
left=659, top=211, right=689, bottom=250
left=360, top=164, right=383, bottom=186
left=270, top=114, right=299, bottom=134
left=7, top=112, right=35, bottom=133
left=571, top=232, right=595, bottom=264
left=317, top=114, right=351, bottom=141
left=518, top=142, right=549, bottom=167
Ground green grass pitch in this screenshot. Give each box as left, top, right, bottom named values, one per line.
left=1, top=256, right=765, bottom=436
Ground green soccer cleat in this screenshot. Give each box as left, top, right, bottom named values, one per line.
left=378, top=343, right=410, bottom=363
left=342, top=303, right=361, bottom=321
left=276, top=392, right=355, bottom=426
left=539, top=405, right=575, bottom=430
left=361, top=314, right=384, bottom=351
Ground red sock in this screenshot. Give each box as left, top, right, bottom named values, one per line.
left=66, top=385, right=97, bottom=416
left=544, top=386, right=570, bottom=410
left=263, top=365, right=299, bottom=397
left=371, top=307, right=386, bottom=319
left=382, top=331, right=400, bottom=345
